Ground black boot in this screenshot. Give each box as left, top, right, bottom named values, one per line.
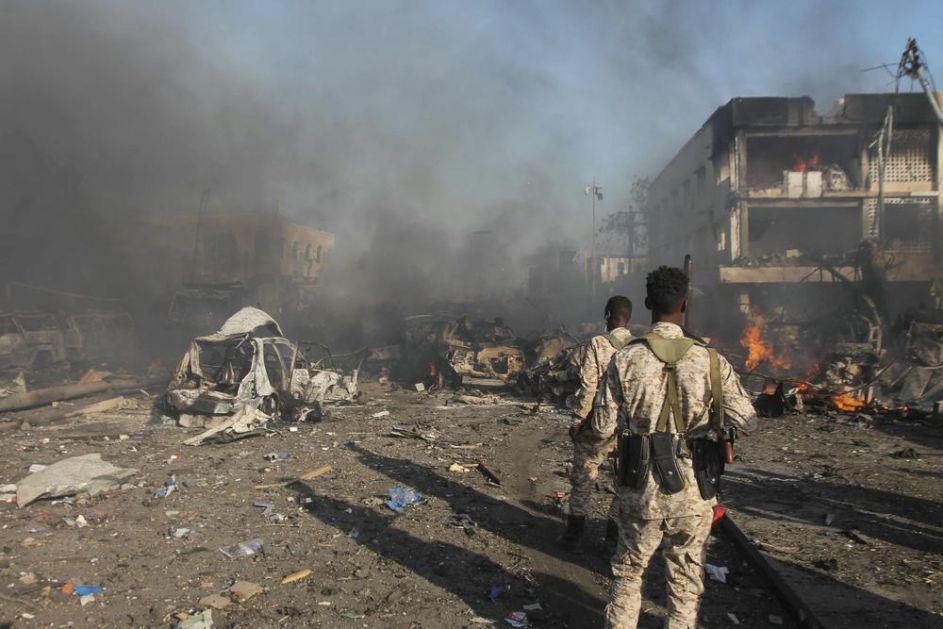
left=559, top=515, right=586, bottom=551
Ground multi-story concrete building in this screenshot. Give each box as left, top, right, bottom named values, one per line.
left=644, top=92, right=943, bottom=339
left=120, top=212, right=335, bottom=321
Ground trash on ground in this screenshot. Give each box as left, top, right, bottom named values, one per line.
left=175, top=609, right=213, bottom=629
left=154, top=475, right=178, bottom=498
left=168, top=527, right=192, bottom=539
left=727, top=612, right=740, bottom=625
left=263, top=452, right=290, bottom=462
left=371, top=410, right=391, bottom=418
left=219, top=537, right=264, bottom=559
left=386, top=487, right=425, bottom=514
left=281, top=569, right=312, bottom=585
left=711, top=504, right=726, bottom=530
left=488, top=583, right=508, bottom=602
left=504, top=611, right=529, bottom=628
left=199, top=594, right=231, bottom=610
left=229, top=580, right=263, bottom=602
left=449, top=462, right=473, bottom=473
left=476, top=461, right=502, bottom=485
left=254, top=464, right=333, bottom=490
left=15, top=453, right=137, bottom=508
left=446, top=513, right=478, bottom=536
left=388, top=426, right=439, bottom=442
left=705, top=563, right=729, bottom=583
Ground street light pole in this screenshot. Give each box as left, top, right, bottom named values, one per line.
left=585, top=178, right=603, bottom=301
left=591, top=176, right=597, bottom=300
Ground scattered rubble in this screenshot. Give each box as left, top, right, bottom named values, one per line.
left=15, top=453, right=137, bottom=508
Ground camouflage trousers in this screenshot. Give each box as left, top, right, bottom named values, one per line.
left=568, top=430, right=618, bottom=519
left=605, top=508, right=713, bottom=629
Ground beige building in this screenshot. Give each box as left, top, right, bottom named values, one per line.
left=121, top=212, right=334, bottom=318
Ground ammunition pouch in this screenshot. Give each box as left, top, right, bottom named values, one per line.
left=650, top=433, right=687, bottom=494
left=688, top=438, right=725, bottom=500
left=618, top=432, right=651, bottom=490
left=618, top=432, right=688, bottom=494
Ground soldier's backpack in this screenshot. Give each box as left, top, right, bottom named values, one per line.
left=618, top=333, right=725, bottom=497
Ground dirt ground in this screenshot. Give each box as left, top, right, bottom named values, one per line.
left=0, top=381, right=940, bottom=628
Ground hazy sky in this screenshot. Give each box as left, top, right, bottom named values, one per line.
left=196, top=0, right=943, bottom=233
left=2, top=0, right=941, bottom=273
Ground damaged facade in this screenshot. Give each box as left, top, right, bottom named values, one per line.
left=119, top=212, right=335, bottom=328
left=644, top=92, right=943, bottom=409
left=644, top=92, right=943, bottom=334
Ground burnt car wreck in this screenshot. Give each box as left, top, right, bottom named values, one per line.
left=401, top=315, right=526, bottom=389
left=166, top=307, right=357, bottom=444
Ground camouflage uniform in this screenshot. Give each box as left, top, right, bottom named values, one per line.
left=592, top=322, right=756, bottom=629
left=568, top=327, right=632, bottom=518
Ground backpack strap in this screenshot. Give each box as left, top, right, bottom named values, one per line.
left=707, top=348, right=725, bottom=437
left=654, top=361, right=685, bottom=433
left=606, top=331, right=629, bottom=351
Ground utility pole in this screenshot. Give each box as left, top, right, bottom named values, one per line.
left=869, top=107, right=893, bottom=240
left=584, top=178, right=603, bottom=300
left=190, top=189, right=210, bottom=283
left=898, top=38, right=943, bottom=127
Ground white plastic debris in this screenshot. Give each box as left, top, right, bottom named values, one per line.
left=705, top=563, right=729, bottom=583
left=371, top=410, right=391, bottom=418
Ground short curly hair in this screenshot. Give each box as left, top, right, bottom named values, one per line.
left=605, top=295, right=632, bottom=321
left=646, top=266, right=688, bottom=314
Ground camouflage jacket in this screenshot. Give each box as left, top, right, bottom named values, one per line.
left=591, top=322, right=757, bottom=519
left=572, top=327, right=633, bottom=419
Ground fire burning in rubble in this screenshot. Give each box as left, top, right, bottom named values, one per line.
left=830, top=394, right=867, bottom=412
left=740, top=315, right=791, bottom=372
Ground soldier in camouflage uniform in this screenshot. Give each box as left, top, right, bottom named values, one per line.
left=592, top=267, right=756, bottom=629
left=561, top=295, right=633, bottom=550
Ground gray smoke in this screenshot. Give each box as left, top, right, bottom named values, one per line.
left=0, top=0, right=932, bottom=319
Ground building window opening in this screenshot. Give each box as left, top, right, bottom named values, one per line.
left=748, top=205, right=860, bottom=257
left=745, top=135, right=860, bottom=193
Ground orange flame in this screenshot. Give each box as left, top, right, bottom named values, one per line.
left=740, top=316, right=791, bottom=371
left=831, top=394, right=867, bottom=412
left=792, top=152, right=821, bottom=172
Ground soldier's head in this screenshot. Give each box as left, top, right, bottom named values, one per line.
left=645, top=266, right=688, bottom=324
left=604, top=295, right=632, bottom=331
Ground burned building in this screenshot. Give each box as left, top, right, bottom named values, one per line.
left=644, top=92, right=943, bottom=345
left=118, top=212, right=335, bottom=327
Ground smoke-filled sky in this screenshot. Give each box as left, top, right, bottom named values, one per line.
left=1, top=0, right=940, bottom=291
